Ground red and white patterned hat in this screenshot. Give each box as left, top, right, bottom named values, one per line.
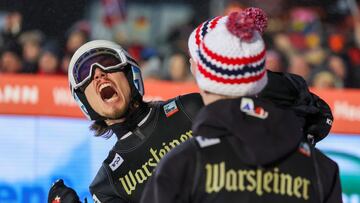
left=188, top=7, right=268, bottom=97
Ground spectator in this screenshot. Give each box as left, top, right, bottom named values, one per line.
left=18, top=30, right=44, bottom=73
left=303, top=47, right=327, bottom=68
left=138, top=47, right=162, bottom=79
left=265, top=49, right=286, bottom=72
left=60, top=54, right=72, bottom=74
left=0, top=42, right=23, bottom=73
left=327, top=54, right=347, bottom=87
left=288, top=53, right=312, bottom=82
left=0, top=11, right=23, bottom=48
left=273, top=33, right=295, bottom=56
left=37, top=41, right=61, bottom=74
left=311, top=71, right=338, bottom=89
left=65, top=30, right=88, bottom=55
left=165, top=52, right=193, bottom=82
left=65, top=21, right=90, bottom=55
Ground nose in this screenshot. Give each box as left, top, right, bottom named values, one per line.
left=93, top=67, right=107, bottom=80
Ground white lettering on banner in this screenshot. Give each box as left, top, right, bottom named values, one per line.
left=52, top=87, right=77, bottom=106
left=334, top=101, right=360, bottom=122
left=0, top=85, right=38, bottom=104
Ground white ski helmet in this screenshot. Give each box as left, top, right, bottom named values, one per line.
left=68, top=40, right=145, bottom=120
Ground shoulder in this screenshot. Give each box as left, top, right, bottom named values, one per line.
left=313, top=148, right=342, bottom=199
left=89, top=165, right=119, bottom=199
left=314, top=148, right=339, bottom=172
left=314, top=148, right=340, bottom=186
left=90, top=150, right=127, bottom=198
left=177, top=93, right=203, bottom=104
left=155, top=138, right=198, bottom=173
left=175, top=93, right=204, bottom=120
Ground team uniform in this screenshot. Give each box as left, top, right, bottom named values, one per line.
left=47, top=36, right=339, bottom=203
left=48, top=67, right=336, bottom=203
left=90, top=93, right=203, bottom=202
left=56, top=40, right=206, bottom=203
left=141, top=97, right=342, bottom=203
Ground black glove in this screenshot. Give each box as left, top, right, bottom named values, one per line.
left=259, top=70, right=333, bottom=143
left=48, top=179, right=82, bottom=203
left=304, top=95, right=333, bottom=143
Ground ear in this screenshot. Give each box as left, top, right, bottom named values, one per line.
left=189, top=58, right=197, bottom=77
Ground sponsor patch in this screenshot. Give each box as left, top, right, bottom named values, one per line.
left=163, top=100, right=179, bottom=117
left=240, top=97, right=254, bottom=112
left=240, top=98, right=268, bottom=119
left=196, top=136, right=221, bottom=148
left=109, top=153, right=124, bottom=171
left=298, top=142, right=311, bottom=157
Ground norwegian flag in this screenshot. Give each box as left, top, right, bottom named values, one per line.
left=101, top=0, right=127, bottom=28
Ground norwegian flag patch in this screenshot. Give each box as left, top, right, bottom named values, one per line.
left=298, top=142, right=311, bottom=157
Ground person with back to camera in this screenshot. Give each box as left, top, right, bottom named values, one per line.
left=140, top=7, right=342, bottom=203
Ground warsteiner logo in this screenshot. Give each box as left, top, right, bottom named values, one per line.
left=205, top=162, right=311, bottom=200
left=119, top=130, right=193, bottom=195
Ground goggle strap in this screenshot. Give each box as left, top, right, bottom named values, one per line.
left=126, top=55, right=139, bottom=66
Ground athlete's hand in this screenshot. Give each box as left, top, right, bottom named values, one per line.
left=48, top=179, right=82, bottom=203
left=304, top=96, right=333, bottom=143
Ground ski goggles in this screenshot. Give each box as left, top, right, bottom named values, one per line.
left=72, top=47, right=138, bottom=90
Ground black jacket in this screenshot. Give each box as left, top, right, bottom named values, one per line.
left=140, top=97, right=342, bottom=203
left=89, top=93, right=204, bottom=202
left=47, top=71, right=335, bottom=203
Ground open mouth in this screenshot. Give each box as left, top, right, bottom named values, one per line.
left=99, top=83, right=118, bottom=102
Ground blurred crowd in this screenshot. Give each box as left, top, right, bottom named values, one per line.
left=0, top=11, right=89, bottom=76
left=1, top=0, right=360, bottom=89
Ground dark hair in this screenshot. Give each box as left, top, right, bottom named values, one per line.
left=90, top=120, right=112, bottom=138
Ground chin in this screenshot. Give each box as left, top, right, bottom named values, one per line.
left=104, top=108, right=127, bottom=119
